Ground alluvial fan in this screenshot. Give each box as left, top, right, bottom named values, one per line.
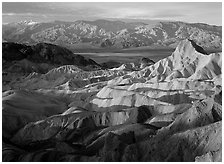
left=2, top=39, right=222, bottom=162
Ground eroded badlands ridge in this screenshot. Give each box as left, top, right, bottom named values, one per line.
left=2, top=39, right=222, bottom=162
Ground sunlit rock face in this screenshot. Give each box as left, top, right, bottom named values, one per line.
left=2, top=39, right=222, bottom=162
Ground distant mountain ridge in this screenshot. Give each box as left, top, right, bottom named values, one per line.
left=2, top=19, right=222, bottom=51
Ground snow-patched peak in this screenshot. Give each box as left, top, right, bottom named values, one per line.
left=18, top=20, right=38, bottom=25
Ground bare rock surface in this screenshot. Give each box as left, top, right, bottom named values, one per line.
left=2, top=39, right=222, bottom=162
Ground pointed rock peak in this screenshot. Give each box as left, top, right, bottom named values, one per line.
left=188, top=39, right=208, bottom=55
left=175, top=39, right=208, bottom=55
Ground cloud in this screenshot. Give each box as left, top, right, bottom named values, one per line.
left=2, top=13, right=16, bottom=16
left=2, top=12, right=41, bottom=16
left=152, top=11, right=185, bottom=19
left=2, top=2, right=222, bottom=25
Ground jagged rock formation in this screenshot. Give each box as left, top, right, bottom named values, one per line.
left=2, top=39, right=222, bottom=162
left=2, top=20, right=222, bottom=50
left=140, top=57, right=155, bottom=69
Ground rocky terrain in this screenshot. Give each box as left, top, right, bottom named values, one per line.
left=2, top=39, right=222, bottom=162
left=3, top=20, right=222, bottom=50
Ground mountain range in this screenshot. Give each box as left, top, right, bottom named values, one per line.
left=3, top=19, right=222, bottom=51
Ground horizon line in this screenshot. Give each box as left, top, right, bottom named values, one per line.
left=2, top=18, right=222, bottom=27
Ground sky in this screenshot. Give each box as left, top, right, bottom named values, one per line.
left=2, top=2, right=222, bottom=26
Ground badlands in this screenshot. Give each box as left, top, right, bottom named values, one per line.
left=2, top=39, right=222, bottom=162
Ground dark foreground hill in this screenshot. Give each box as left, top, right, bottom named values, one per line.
left=2, top=42, right=101, bottom=91
left=3, top=42, right=99, bottom=68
